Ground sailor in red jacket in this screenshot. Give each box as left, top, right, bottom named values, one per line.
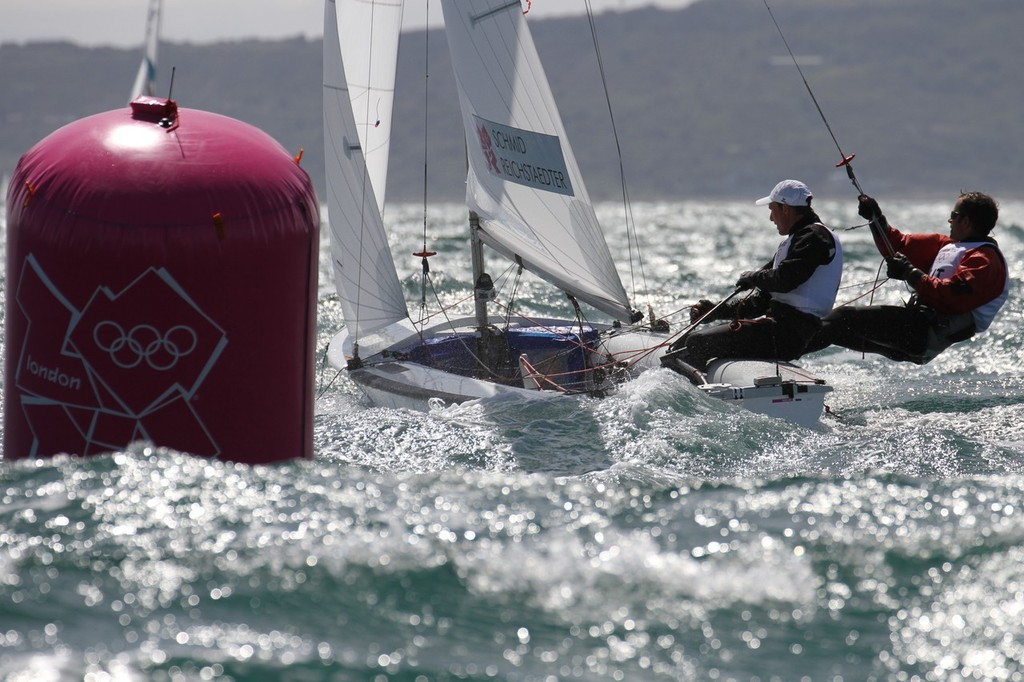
left=805, top=191, right=1009, bottom=364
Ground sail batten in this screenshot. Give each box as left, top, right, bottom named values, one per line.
left=337, top=0, right=404, bottom=214
left=440, top=0, right=635, bottom=322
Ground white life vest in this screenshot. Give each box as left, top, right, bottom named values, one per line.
left=928, top=241, right=1009, bottom=332
left=770, top=224, right=843, bottom=318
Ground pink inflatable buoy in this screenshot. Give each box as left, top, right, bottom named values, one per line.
left=3, top=97, right=319, bottom=464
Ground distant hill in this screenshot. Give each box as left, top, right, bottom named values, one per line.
left=2, top=0, right=1022, bottom=203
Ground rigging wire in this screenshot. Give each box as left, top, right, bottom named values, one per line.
left=581, top=0, right=653, bottom=319
left=503, top=264, right=525, bottom=329
left=762, top=0, right=908, bottom=306
left=761, top=0, right=897, bottom=260
left=315, top=349, right=344, bottom=399
left=762, top=0, right=847, bottom=172
left=416, top=0, right=436, bottom=319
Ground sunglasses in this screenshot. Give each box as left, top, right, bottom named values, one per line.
left=950, top=211, right=962, bottom=220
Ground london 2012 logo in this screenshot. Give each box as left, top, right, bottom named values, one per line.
left=92, top=322, right=199, bottom=371
left=15, top=254, right=227, bottom=457
left=477, top=122, right=501, bottom=175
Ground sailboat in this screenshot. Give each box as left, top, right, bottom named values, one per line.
left=322, top=0, right=833, bottom=428
left=128, top=0, right=162, bottom=103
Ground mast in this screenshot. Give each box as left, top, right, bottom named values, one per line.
left=469, top=211, right=493, bottom=331
left=470, top=211, right=504, bottom=379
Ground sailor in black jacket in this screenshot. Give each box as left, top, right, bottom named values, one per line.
left=662, top=180, right=843, bottom=377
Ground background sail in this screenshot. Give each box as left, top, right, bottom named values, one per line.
left=324, top=0, right=409, bottom=339
left=338, top=0, right=403, bottom=215
left=128, top=0, right=161, bottom=102
left=440, top=0, right=635, bottom=322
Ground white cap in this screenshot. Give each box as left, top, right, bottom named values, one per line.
left=755, top=179, right=812, bottom=207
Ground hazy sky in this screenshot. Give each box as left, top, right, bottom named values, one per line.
left=2, top=0, right=698, bottom=48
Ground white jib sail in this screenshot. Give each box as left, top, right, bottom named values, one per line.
left=337, top=0, right=404, bottom=214
left=324, top=0, right=409, bottom=340
left=129, top=0, right=162, bottom=102
left=440, top=0, right=636, bottom=323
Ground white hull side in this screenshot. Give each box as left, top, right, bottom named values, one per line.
left=349, top=361, right=561, bottom=411
left=700, top=359, right=832, bottom=429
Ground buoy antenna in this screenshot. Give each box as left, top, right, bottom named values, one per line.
left=167, top=66, right=176, bottom=100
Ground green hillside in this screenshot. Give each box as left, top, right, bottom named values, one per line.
left=2, top=0, right=1021, bottom=203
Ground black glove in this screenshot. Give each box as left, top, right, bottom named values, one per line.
left=886, top=254, right=915, bottom=281
left=735, top=271, right=759, bottom=291
left=689, top=299, right=716, bottom=324
left=858, top=195, right=882, bottom=221
left=858, top=195, right=890, bottom=233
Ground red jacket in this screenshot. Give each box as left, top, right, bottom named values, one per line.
left=875, top=226, right=1006, bottom=315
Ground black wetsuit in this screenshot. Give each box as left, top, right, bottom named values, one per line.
left=665, top=214, right=840, bottom=373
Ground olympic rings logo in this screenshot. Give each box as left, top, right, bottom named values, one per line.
left=92, top=321, right=199, bottom=371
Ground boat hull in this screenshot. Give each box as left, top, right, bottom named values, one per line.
left=701, top=359, right=832, bottom=429
left=349, top=361, right=559, bottom=410
left=326, top=318, right=832, bottom=427
left=327, top=316, right=659, bottom=407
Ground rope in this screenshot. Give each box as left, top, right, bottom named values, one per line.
left=518, top=355, right=570, bottom=392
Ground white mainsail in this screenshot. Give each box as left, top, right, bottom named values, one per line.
left=337, top=0, right=404, bottom=214
left=324, top=0, right=409, bottom=339
left=440, top=0, right=636, bottom=323
left=129, top=0, right=162, bottom=102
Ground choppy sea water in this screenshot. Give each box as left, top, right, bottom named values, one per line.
left=3, top=198, right=1024, bottom=681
